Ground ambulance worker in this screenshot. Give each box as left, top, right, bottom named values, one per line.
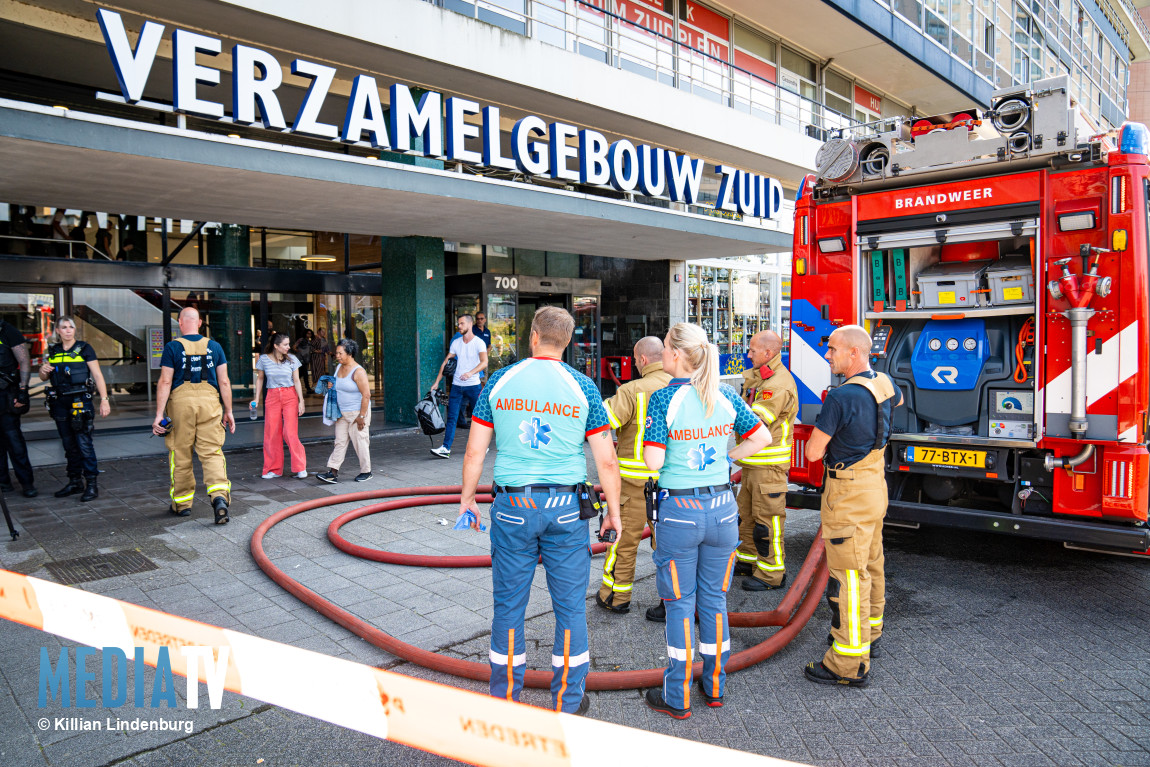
left=641, top=323, right=770, bottom=718
left=458, top=306, right=622, bottom=715
left=802, top=325, right=901, bottom=687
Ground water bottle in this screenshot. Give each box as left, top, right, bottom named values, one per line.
left=249, top=401, right=258, bottom=420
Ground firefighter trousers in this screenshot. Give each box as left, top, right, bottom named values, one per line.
left=736, top=464, right=788, bottom=586
left=488, top=487, right=589, bottom=713
left=654, top=487, right=739, bottom=710
left=165, top=382, right=230, bottom=512
left=820, top=448, right=886, bottom=679
left=597, top=476, right=650, bottom=607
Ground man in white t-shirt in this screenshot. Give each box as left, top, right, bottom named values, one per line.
left=430, top=314, right=488, bottom=458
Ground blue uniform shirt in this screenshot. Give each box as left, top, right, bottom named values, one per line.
left=160, top=335, right=227, bottom=389
left=473, top=356, right=609, bottom=486
left=814, top=370, right=893, bottom=469
left=644, top=379, right=761, bottom=490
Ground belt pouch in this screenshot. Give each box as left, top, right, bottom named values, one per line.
left=578, top=484, right=600, bottom=520
left=643, top=479, right=659, bottom=524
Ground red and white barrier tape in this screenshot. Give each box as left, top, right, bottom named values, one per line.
left=0, top=569, right=807, bottom=766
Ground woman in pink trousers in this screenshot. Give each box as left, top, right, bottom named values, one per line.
left=252, top=333, right=307, bottom=478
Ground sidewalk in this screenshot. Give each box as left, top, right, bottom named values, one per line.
left=1, top=430, right=1148, bottom=767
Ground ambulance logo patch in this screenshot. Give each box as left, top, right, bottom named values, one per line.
left=687, top=443, right=717, bottom=471
left=520, top=417, right=552, bottom=449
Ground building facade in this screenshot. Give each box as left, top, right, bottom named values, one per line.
left=0, top=0, right=1141, bottom=447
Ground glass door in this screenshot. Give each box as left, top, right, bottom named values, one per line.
left=572, top=295, right=599, bottom=383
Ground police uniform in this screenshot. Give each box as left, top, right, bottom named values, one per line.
left=0, top=318, right=34, bottom=494
left=45, top=340, right=100, bottom=497
left=160, top=335, right=231, bottom=513
left=644, top=379, right=762, bottom=710
left=812, top=370, right=896, bottom=681
left=598, top=361, right=672, bottom=610
left=735, top=355, right=798, bottom=587
left=471, top=355, right=610, bottom=713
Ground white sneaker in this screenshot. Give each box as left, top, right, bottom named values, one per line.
left=430, top=446, right=451, bottom=458
left=261, top=472, right=281, bottom=479
left=295, top=470, right=308, bottom=478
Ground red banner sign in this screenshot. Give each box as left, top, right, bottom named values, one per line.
left=857, top=171, right=1041, bottom=220
left=854, top=85, right=881, bottom=114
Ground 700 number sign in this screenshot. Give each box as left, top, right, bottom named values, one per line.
left=493, top=276, right=518, bottom=290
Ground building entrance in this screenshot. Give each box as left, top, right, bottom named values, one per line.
left=445, top=273, right=601, bottom=385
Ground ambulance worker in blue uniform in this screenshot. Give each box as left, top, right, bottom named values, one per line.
left=458, top=306, right=622, bottom=715
left=641, top=322, right=770, bottom=718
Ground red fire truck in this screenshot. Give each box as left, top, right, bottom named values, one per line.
left=787, top=75, right=1150, bottom=555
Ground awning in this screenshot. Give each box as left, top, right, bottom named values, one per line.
left=0, top=100, right=792, bottom=261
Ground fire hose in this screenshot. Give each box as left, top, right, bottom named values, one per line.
left=251, top=485, right=828, bottom=691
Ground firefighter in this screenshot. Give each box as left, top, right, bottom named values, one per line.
left=38, top=316, right=111, bottom=501
left=458, top=306, right=621, bottom=715
left=151, top=307, right=236, bottom=524
left=596, top=335, right=672, bottom=614
left=734, top=330, right=798, bottom=591
left=802, top=325, right=901, bottom=687
left=641, top=323, right=769, bottom=718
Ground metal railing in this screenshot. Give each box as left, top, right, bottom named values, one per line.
left=424, top=0, right=859, bottom=137
left=1103, top=0, right=1150, bottom=51
left=0, top=235, right=113, bottom=260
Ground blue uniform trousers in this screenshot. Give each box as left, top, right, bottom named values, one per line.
left=54, top=414, right=98, bottom=479
left=488, top=487, right=589, bottom=712
left=442, top=383, right=481, bottom=450
left=653, top=487, right=739, bottom=709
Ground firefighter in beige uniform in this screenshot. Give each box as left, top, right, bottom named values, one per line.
left=152, top=307, right=236, bottom=525
left=734, top=330, right=798, bottom=591
left=802, top=325, right=900, bottom=687
left=596, top=336, right=672, bottom=614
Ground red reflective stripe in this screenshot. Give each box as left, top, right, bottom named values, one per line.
left=740, top=422, right=763, bottom=439
left=471, top=416, right=493, bottom=428
left=586, top=424, right=611, bottom=436
left=643, top=440, right=665, bottom=449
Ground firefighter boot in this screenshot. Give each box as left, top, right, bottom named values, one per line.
left=80, top=477, right=98, bottom=502
left=54, top=477, right=84, bottom=498
left=804, top=660, right=869, bottom=687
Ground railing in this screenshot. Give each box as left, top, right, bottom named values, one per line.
left=0, top=235, right=113, bottom=260
left=1104, top=0, right=1150, bottom=51
left=423, top=0, right=859, bottom=137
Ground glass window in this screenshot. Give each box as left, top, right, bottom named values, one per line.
left=446, top=243, right=483, bottom=276
left=486, top=245, right=513, bottom=274
left=546, top=251, right=580, bottom=277
left=572, top=296, right=599, bottom=383
left=894, top=0, right=922, bottom=24
left=486, top=292, right=517, bottom=371
left=1, top=289, right=55, bottom=436
left=514, top=248, right=546, bottom=275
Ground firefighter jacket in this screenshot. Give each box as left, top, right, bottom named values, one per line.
left=603, top=361, right=673, bottom=480
left=736, top=354, right=798, bottom=468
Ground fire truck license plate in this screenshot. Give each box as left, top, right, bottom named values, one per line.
left=906, top=446, right=985, bottom=468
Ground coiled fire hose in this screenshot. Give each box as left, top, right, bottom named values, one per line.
left=251, top=484, right=827, bottom=690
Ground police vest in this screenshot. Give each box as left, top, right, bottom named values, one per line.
left=47, top=342, right=93, bottom=396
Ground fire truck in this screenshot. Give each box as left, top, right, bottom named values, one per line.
left=787, top=74, right=1150, bottom=555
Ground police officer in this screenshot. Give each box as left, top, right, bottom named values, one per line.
left=152, top=307, right=235, bottom=524
left=596, top=336, right=671, bottom=614
left=802, top=325, right=901, bottom=687
left=38, top=316, right=111, bottom=501
left=641, top=323, right=769, bottom=718
left=735, top=330, right=798, bottom=591
left=458, top=306, right=621, bottom=715
left=0, top=315, right=35, bottom=497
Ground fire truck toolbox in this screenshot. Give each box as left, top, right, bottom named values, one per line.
left=916, top=261, right=991, bottom=308
left=985, top=257, right=1035, bottom=305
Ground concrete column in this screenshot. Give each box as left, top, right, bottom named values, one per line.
left=382, top=236, right=445, bottom=425
left=668, top=260, right=688, bottom=325
left=206, top=223, right=254, bottom=388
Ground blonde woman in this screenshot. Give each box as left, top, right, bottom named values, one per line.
left=252, top=333, right=307, bottom=479
left=640, top=323, right=770, bottom=718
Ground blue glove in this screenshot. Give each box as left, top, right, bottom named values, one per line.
left=454, top=510, right=486, bottom=532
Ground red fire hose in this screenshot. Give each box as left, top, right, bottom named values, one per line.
left=251, top=485, right=827, bottom=690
